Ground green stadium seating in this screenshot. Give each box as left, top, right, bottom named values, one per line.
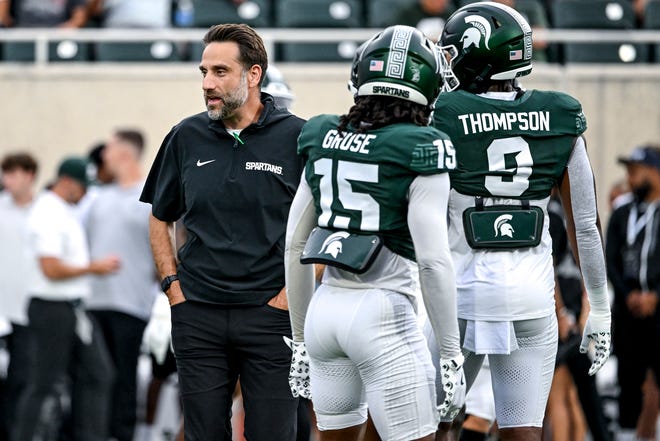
left=366, top=0, right=416, bottom=28
left=644, top=0, right=660, bottom=61
left=276, top=0, right=364, bottom=62
left=95, top=42, right=182, bottom=62
left=275, top=0, right=363, bottom=28
left=279, top=41, right=361, bottom=62
left=552, top=0, right=649, bottom=63
left=1, top=41, right=90, bottom=62
left=192, top=0, right=272, bottom=28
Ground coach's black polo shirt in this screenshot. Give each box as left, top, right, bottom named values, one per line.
left=141, top=94, right=306, bottom=306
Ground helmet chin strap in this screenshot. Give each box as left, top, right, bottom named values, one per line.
left=466, top=64, right=493, bottom=93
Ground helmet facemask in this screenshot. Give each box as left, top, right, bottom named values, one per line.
left=438, top=44, right=460, bottom=92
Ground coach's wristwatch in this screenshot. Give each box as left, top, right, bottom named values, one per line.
left=160, top=274, right=179, bottom=293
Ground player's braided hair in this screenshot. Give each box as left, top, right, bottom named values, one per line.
left=337, top=96, right=431, bottom=134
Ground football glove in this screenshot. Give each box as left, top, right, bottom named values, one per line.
left=143, top=295, right=172, bottom=365
left=438, top=353, right=466, bottom=420
left=283, top=336, right=311, bottom=400
left=579, top=311, right=611, bottom=376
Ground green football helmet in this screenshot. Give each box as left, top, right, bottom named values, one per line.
left=438, top=1, right=533, bottom=93
left=356, top=25, right=442, bottom=107
left=262, top=64, right=295, bottom=110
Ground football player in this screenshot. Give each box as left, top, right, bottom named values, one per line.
left=428, top=3, right=612, bottom=441
left=284, top=25, right=465, bottom=441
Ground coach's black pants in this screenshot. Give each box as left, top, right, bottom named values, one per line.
left=171, top=300, right=298, bottom=441
left=89, top=310, right=147, bottom=441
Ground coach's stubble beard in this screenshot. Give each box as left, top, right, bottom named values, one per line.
left=207, top=71, right=249, bottom=121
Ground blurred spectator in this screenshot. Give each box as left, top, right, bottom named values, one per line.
left=0, top=0, right=89, bottom=28
left=85, top=129, right=158, bottom=441
left=0, top=0, right=11, bottom=27
left=393, top=0, right=456, bottom=41
left=633, top=0, right=649, bottom=27
left=609, top=179, right=633, bottom=211
left=13, top=156, right=118, bottom=441
left=547, top=191, right=613, bottom=441
left=75, top=142, right=115, bottom=225
left=87, top=142, right=114, bottom=185
left=0, top=153, right=38, bottom=441
left=606, top=145, right=660, bottom=441
left=493, top=0, right=550, bottom=61
left=87, top=0, right=172, bottom=28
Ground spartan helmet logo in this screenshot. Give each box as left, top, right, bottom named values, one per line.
left=320, top=231, right=351, bottom=258
left=460, top=14, right=492, bottom=50
left=494, top=214, right=515, bottom=238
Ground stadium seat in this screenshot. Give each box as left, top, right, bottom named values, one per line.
left=276, top=0, right=363, bottom=62
left=275, top=0, right=363, bottom=27
left=647, top=0, right=660, bottom=27
left=95, top=42, right=182, bottom=62
left=1, top=41, right=90, bottom=62
left=366, top=0, right=417, bottom=28
left=552, top=0, right=649, bottom=63
left=279, top=41, right=361, bottom=62
left=644, top=0, right=660, bottom=61
left=192, top=0, right=272, bottom=28
left=553, top=0, right=636, bottom=28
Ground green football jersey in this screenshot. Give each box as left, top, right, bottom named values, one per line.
left=433, top=90, right=587, bottom=200
left=298, top=114, right=456, bottom=260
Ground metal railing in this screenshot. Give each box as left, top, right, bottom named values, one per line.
left=1, top=27, right=660, bottom=65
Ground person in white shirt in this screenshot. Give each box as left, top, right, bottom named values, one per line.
left=13, top=156, right=120, bottom=441
left=0, top=152, right=38, bottom=440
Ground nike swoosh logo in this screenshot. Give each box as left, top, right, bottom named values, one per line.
left=196, top=159, right=216, bottom=167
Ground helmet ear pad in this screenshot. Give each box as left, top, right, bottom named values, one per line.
left=355, top=25, right=442, bottom=107
left=439, top=1, right=533, bottom=92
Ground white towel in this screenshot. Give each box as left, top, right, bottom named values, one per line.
left=463, top=320, right=519, bottom=355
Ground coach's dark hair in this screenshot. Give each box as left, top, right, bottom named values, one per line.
left=115, top=129, right=145, bottom=156
left=337, top=96, right=432, bottom=134
left=203, top=23, right=268, bottom=86
left=1, top=152, right=38, bottom=175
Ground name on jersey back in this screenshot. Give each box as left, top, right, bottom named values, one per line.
left=322, top=130, right=376, bottom=154
left=458, top=111, right=550, bottom=135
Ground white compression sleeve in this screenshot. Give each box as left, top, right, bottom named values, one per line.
left=284, top=176, right=318, bottom=342
left=566, top=137, right=610, bottom=315
left=408, top=174, right=462, bottom=359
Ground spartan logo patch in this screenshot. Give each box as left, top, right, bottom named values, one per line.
left=320, top=231, right=350, bottom=258
left=494, top=214, right=515, bottom=238
left=460, top=15, right=492, bottom=50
